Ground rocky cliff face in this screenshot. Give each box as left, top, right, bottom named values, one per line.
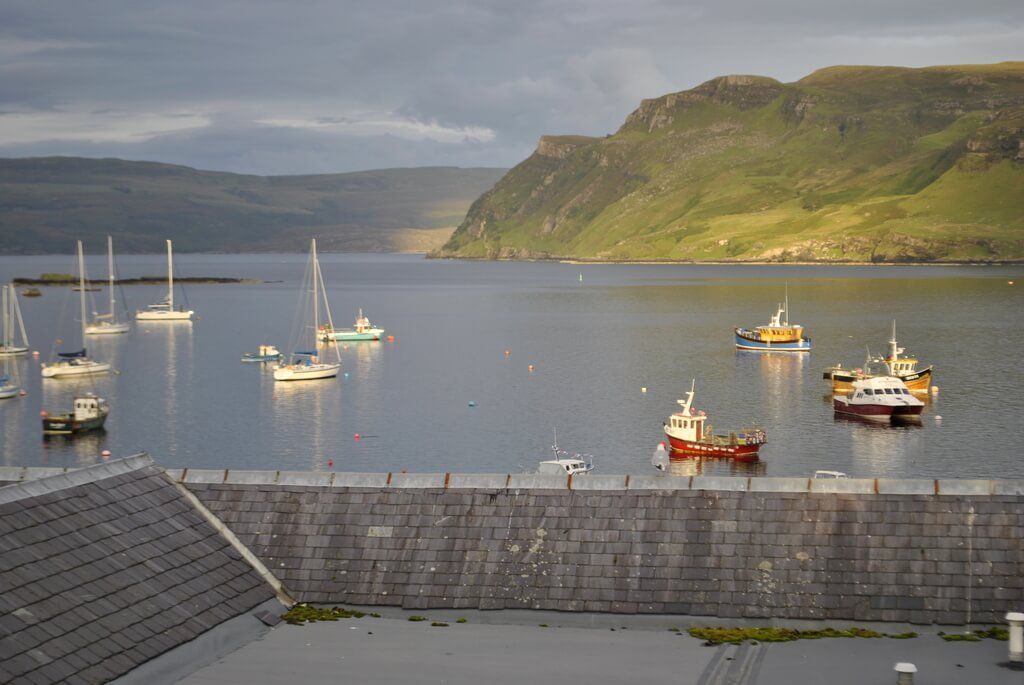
left=437, top=62, right=1024, bottom=262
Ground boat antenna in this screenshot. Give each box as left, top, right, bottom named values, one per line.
left=784, top=283, right=789, bottom=326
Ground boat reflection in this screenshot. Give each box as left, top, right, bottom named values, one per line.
left=841, top=414, right=925, bottom=475
left=269, top=364, right=342, bottom=472
left=666, top=456, right=766, bottom=477
left=41, top=429, right=107, bottom=467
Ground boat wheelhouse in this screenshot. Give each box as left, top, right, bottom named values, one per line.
left=663, top=380, right=766, bottom=460
left=832, top=375, right=924, bottom=423
left=734, top=293, right=811, bottom=352
left=538, top=458, right=593, bottom=476
left=41, top=394, right=110, bottom=434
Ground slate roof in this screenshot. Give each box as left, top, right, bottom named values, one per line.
left=183, top=472, right=1024, bottom=626
left=0, top=455, right=275, bottom=685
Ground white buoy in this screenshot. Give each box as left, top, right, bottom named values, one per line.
left=934, top=415, right=942, bottom=422
left=931, top=386, right=939, bottom=395
left=641, top=387, right=647, bottom=393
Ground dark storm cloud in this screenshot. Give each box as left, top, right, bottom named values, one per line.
left=0, top=0, right=1020, bottom=174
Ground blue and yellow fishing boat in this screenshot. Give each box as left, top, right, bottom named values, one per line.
left=734, top=294, right=811, bottom=352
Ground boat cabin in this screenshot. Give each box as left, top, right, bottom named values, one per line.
left=538, top=458, right=592, bottom=476
left=73, top=395, right=107, bottom=421
left=844, top=376, right=917, bottom=402
left=666, top=411, right=705, bottom=442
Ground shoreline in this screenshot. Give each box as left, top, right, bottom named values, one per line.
left=429, top=254, right=1024, bottom=266
left=13, top=276, right=259, bottom=285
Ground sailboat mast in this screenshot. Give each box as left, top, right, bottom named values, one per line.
left=784, top=284, right=789, bottom=326
left=77, top=240, right=87, bottom=344
left=311, top=239, right=319, bottom=336
left=2, top=285, right=7, bottom=347
left=166, top=240, right=174, bottom=311
left=13, top=286, right=28, bottom=347
left=107, top=235, right=115, bottom=319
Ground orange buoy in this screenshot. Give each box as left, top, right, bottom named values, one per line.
left=528, top=364, right=534, bottom=372
left=327, top=459, right=334, bottom=467
left=39, top=410, right=48, bottom=418
left=32, top=350, right=40, bottom=357
left=354, top=433, right=361, bottom=441
left=504, top=350, right=511, bottom=356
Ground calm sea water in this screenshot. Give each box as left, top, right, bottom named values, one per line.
left=1, top=253, right=1022, bottom=479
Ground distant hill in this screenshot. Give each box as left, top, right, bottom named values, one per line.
left=0, top=158, right=506, bottom=254
left=436, top=62, right=1024, bottom=262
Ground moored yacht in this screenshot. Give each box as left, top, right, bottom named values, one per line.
left=0, top=284, right=30, bottom=356
left=85, top=236, right=130, bottom=335
left=136, top=240, right=193, bottom=321
left=41, top=242, right=113, bottom=379
left=319, top=308, right=385, bottom=342
left=833, top=376, right=924, bottom=423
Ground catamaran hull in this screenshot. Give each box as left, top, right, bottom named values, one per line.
left=833, top=398, right=924, bottom=422
left=136, top=310, right=193, bottom=321
left=85, top=323, right=130, bottom=335
left=42, top=413, right=108, bottom=434
left=734, top=330, right=812, bottom=352
left=273, top=363, right=341, bottom=381
left=0, top=346, right=29, bottom=357
left=41, top=362, right=112, bottom=378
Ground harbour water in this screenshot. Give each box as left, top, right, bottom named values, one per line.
left=1, top=253, right=1022, bottom=478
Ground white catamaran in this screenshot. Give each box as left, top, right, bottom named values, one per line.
left=274, top=239, right=342, bottom=381
left=136, top=239, right=194, bottom=321
left=0, top=283, right=30, bottom=357
left=85, top=235, right=130, bottom=335
left=41, top=242, right=113, bottom=378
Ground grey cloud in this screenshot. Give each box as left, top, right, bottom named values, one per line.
left=0, top=0, right=1020, bottom=174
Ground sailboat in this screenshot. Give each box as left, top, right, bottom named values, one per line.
left=0, top=287, right=24, bottom=398
left=274, top=239, right=342, bottom=381
left=85, top=236, right=130, bottom=335
left=136, top=239, right=194, bottom=321
left=0, top=283, right=30, bottom=356
left=40, top=241, right=113, bottom=378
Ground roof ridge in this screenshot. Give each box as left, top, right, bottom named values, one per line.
left=0, top=452, right=153, bottom=504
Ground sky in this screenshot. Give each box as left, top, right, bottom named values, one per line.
left=1, top=0, right=1021, bottom=175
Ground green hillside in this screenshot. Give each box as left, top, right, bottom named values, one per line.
left=0, top=158, right=506, bottom=253
left=436, top=62, right=1024, bottom=262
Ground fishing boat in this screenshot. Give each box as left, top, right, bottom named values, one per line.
left=734, top=291, right=811, bottom=352
left=1, top=284, right=30, bottom=356
left=40, top=242, right=113, bottom=379
left=823, top=321, right=933, bottom=394
left=663, top=380, right=766, bottom=460
left=136, top=240, right=194, bottom=321
left=319, top=308, right=385, bottom=342
left=833, top=376, right=924, bottom=423
left=20, top=288, right=41, bottom=298
left=41, top=394, right=110, bottom=434
left=85, top=236, right=130, bottom=335
left=242, top=344, right=283, bottom=363
left=273, top=239, right=342, bottom=382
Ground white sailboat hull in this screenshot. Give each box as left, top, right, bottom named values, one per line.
left=273, top=362, right=340, bottom=381
left=85, top=322, right=131, bottom=335
left=0, top=346, right=29, bottom=357
left=0, top=384, right=20, bottom=399
left=41, top=360, right=112, bottom=378
left=136, top=309, right=193, bottom=321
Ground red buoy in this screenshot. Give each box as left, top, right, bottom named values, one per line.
left=354, top=433, right=360, bottom=441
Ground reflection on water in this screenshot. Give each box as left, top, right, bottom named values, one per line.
left=667, top=457, right=767, bottom=477
left=0, top=253, right=1021, bottom=479
left=42, top=431, right=108, bottom=467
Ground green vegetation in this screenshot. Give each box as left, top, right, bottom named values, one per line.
left=407, top=615, right=427, bottom=622
left=939, top=627, right=1009, bottom=642
left=38, top=273, right=75, bottom=282
left=456, top=618, right=467, bottom=624
left=281, top=604, right=380, bottom=625
left=436, top=62, right=1024, bottom=263
left=688, top=626, right=918, bottom=646
left=430, top=622, right=450, bottom=627
left=0, top=158, right=506, bottom=254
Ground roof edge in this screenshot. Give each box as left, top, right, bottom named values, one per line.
left=0, top=453, right=153, bottom=504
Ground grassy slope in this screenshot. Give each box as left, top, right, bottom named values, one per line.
left=0, top=158, right=506, bottom=253
left=438, top=63, right=1024, bottom=262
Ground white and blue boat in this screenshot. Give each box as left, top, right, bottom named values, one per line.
left=734, top=294, right=811, bottom=352
left=241, top=344, right=283, bottom=363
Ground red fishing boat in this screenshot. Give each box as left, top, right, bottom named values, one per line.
left=662, top=381, right=766, bottom=461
